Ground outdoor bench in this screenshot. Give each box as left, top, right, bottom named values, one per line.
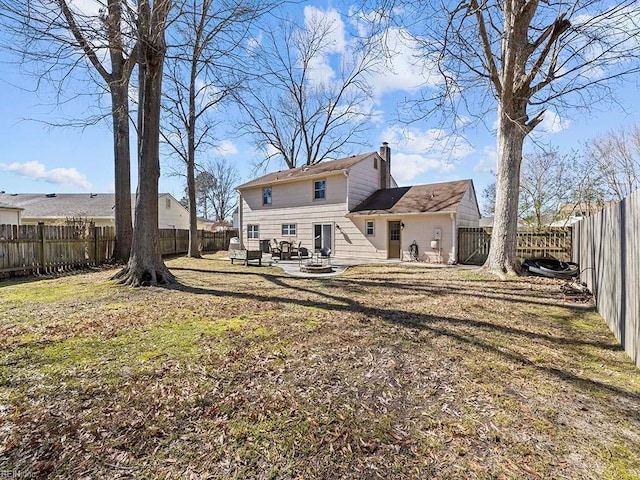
left=229, top=249, right=262, bottom=266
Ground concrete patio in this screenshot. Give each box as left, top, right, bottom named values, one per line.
left=260, top=255, right=475, bottom=277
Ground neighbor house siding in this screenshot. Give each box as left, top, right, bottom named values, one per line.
left=157, top=195, right=189, bottom=229
left=457, top=187, right=481, bottom=227
left=0, top=208, right=21, bottom=225
left=347, top=155, right=382, bottom=210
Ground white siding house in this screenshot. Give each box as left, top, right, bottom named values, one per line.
left=237, top=144, right=480, bottom=262
left=0, top=193, right=189, bottom=230
left=0, top=205, right=22, bottom=225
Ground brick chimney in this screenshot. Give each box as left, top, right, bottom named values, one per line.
left=379, top=142, right=391, bottom=189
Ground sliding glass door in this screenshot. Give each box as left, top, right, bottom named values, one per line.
left=313, top=224, right=333, bottom=252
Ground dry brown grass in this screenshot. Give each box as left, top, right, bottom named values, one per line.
left=1, top=254, right=639, bottom=479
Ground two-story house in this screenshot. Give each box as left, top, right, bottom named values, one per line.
left=237, top=143, right=480, bottom=263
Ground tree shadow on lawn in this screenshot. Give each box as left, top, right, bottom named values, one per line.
left=169, top=265, right=593, bottom=312
left=164, top=274, right=639, bottom=416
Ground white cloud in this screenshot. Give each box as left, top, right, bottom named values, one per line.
left=0, top=161, right=93, bottom=190
left=368, top=27, right=439, bottom=99
left=537, top=110, right=571, bottom=134
left=194, top=78, right=223, bottom=110
left=303, top=6, right=347, bottom=86
left=304, top=6, right=346, bottom=54
left=246, top=32, right=263, bottom=54
left=382, top=125, right=474, bottom=183
left=69, top=0, right=103, bottom=18
left=214, top=140, right=238, bottom=156
left=392, top=153, right=447, bottom=183
left=473, top=146, right=497, bottom=173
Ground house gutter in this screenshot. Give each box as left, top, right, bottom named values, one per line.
left=237, top=191, right=244, bottom=249
left=449, top=212, right=457, bottom=264
left=344, top=170, right=350, bottom=213
left=346, top=210, right=457, bottom=218
left=237, top=169, right=350, bottom=192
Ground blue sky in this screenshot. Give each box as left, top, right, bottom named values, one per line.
left=1, top=1, right=639, bottom=213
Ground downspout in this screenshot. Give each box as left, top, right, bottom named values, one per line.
left=344, top=170, right=350, bottom=212
left=238, top=191, right=243, bottom=249
left=449, top=212, right=457, bottom=264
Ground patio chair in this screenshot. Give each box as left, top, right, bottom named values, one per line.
left=290, top=241, right=302, bottom=257
left=280, top=241, right=292, bottom=260
left=319, top=247, right=331, bottom=265
left=270, top=240, right=282, bottom=260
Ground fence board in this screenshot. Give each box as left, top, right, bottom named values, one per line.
left=0, top=225, right=237, bottom=277
left=458, top=227, right=573, bottom=265
left=574, top=191, right=640, bottom=368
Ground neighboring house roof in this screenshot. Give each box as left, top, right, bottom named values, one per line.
left=478, top=216, right=493, bottom=228
left=236, top=152, right=378, bottom=190
left=558, top=200, right=617, bottom=216
left=0, top=203, right=23, bottom=211
left=349, top=180, right=474, bottom=216
left=0, top=193, right=179, bottom=220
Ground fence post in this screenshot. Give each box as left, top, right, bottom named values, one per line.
left=174, top=228, right=178, bottom=255
left=94, top=226, right=99, bottom=265
left=38, top=222, right=45, bottom=274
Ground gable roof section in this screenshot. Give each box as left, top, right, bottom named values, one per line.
left=0, top=193, right=116, bottom=219
left=0, top=193, right=183, bottom=220
left=0, top=203, right=23, bottom=211
left=236, top=152, right=377, bottom=190
left=349, top=180, right=474, bottom=216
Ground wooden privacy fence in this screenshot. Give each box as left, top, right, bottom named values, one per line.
left=0, top=224, right=115, bottom=275
left=458, top=227, right=573, bottom=265
left=158, top=229, right=238, bottom=255
left=573, top=190, right=640, bottom=367
left=0, top=225, right=238, bottom=276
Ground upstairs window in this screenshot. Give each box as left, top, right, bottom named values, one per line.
left=314, top=179, right=326, bottom=200
left=263, top=187, right=272, bottom=205
left=374, top=157, right=378, bottom=169
left=366, top=220, right=374, bottom=236
left=165, top=197, right=171, bottom=209
left=248, top=224, right=259, bottom=239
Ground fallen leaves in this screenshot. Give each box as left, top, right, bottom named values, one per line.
left=0, top=257, right=638, bottom=478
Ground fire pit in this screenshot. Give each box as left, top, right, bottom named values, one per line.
left=299, top=251, right=332, bottom=274
left=299, top=263, right=333, bottom=274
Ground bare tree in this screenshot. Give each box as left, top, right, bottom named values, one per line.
left=373, top=0, right=640, bottom=274
left=235, top=9, right=379, bottom=169
left=519, top=149, right=577, bottom=230
left=481, top=180, right=496, bottom=217
left=161, top=0, right=263, bottom=257
left=202, top=158, right=240, bottom=221
left=0, top=0, right=137, bottom=262
left=585, top=124, right=640, bottom=201
left=114, top=0, right=174, bottom=286
left=194, top=170, right=216, bottom=218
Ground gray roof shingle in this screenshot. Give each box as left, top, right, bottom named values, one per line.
left=0, top=193, right=116, bottom=219
left=0, top=193, right=172, bottom=219
left=236, top=152, right=378, bottom=190
left=349, top=180, right=473, bottom=215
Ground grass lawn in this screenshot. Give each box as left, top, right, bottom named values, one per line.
left=1, top=254, right=639, bottom=479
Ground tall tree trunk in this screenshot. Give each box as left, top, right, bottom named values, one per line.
left=110, top=84, right=133, bottom=262
left=484, top=104, right=526, bottom=275
left=114, top=0, right=174, bottom=286
left=186, top=148, right=200, bottom=257
left=186, top=54, right=200, bottom=258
